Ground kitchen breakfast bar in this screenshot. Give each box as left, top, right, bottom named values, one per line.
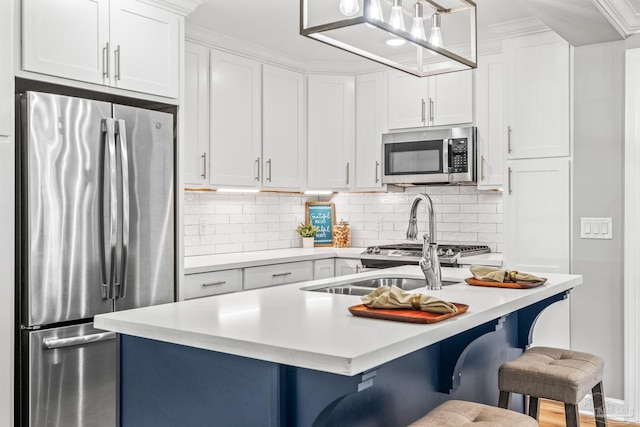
left=94, top=266, right=581, bottom=427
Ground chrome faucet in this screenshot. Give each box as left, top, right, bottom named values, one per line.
left=406, top=193, right=442, bottom=290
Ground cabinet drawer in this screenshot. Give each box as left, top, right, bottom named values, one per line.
left=243, top=261, right=313, bottom=290
left=184, top=269, right=242, bottom=300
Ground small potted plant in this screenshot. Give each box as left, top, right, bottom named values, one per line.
left=297, top=223, right=318, bottom=248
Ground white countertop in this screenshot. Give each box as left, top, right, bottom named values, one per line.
left=184, top=247, right=365, bottom=274
left=184, top=247, right=503, bottom=274
left=95, top=265, right=580, bottom=376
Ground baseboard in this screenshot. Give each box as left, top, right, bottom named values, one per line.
left=579, top=394, right=637, bottom=423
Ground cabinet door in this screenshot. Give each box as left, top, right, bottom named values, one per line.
left=334, top=259, right=362, bottom=276
left=355, top=72, right=386, bottom=190
left=504, top=32, right=570, bottom=159
left=209, top=50, right=262, bottom=187
left=475, top=54, right=504, bottom=190
left=184, top=42, right=209, bottom=186
left=262, top=65, right=305, bottom=190
left=22, top=0, right=109, bottom=85
left=504, top=158, right=570, bottom=274
left=110, top=0, right=180, bottom=98
left=313, top=259, right=335, bottom=280
left=0, top=0, right=12, bottom=137
left=428, top=68, right=473, bottom=126
left=307, top=75, right=355, bottom=190
left=387, top=70, right=428, bottom=129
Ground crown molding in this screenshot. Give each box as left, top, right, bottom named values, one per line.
left=593, top=0, right=640, bottom=37
left=487, top=16, right=550, bottom=39
left=139, top=0, right=202, bottom=16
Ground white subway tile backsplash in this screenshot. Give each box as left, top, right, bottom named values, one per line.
left=184, top=187, right=503, bottom=256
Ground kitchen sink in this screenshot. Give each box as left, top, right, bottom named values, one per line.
left=302, top=277, right=461, bottom=296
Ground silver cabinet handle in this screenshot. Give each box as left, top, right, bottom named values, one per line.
left=480, top=155, right=486, bottom=181
left=272, top=272, right=292, bottom=277
left=43, top=332, right=116, bottom=350
left=202, top=281, right=226, bottom=287
left=508, top=167, right=513, bottom=194
left=421, top=99, right=426, bottom=123
left=115, top=119, right=130, bottom=299
left=356, top=265, right=361, bottom=274
left=255, top=157, right=260, bottom=181
left=267, top=158, right=272, bottom=182
left=429, top=98, right=435, bottom=123
left=114, top=45, right=121, bottom=81
left=375, top=161, right=380, bottom=184
left=102, top=42, right=109, bottom=78
left=507, top=126, right=512, bottom=153
left=201, top=152, right=207, bottom=179
left=346, top=162, right=350, bottom=186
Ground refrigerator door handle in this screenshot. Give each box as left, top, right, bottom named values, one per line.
left=115, top=119, right=130, bottom=298
left=43, top=331, right=117, bottom=350
left=101, top=118, right=118, bottom=300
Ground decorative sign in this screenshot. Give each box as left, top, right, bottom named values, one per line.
left=305, top=202, right=335, bottom=246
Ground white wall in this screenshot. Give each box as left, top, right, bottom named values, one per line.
left=184, top=186, right=503, bottom=256
left=0, top=0, right=14, bottom=424
left=572, top=41, right=625, bottom=399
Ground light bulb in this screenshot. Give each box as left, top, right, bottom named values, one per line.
left=389, top=0, right=405, bottom=32
left=410, top=3, right=425, bottom=40
left=367, top=0, right=383, bottom=22
left=429, top=13, right=443, bottom=48
left=339, top=0, right=360, bottom=17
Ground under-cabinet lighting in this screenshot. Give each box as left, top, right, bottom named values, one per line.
left=216, top=188, right=260, bottom=193
left=304, top=190, right=334, bottom=195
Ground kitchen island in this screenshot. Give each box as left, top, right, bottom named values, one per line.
left=95, top=266, right=581, bottom=427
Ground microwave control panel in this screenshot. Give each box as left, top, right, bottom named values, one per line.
left=449, top=138, right=469, bottom=173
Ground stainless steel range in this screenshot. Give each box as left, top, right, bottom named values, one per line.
left=360, top=243, right=490, bottom=268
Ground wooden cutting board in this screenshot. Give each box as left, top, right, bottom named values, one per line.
left=348, top=303, right=469, bottom=324
left=465, top=277, right=547, bottom=289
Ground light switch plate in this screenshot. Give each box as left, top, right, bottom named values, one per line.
left=580, top=217, right=613, bottom=239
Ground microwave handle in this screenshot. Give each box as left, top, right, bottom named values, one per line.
left=445, top=139, right=453, bottom=173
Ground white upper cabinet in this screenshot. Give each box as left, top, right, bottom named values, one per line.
left=209, top=50, right=262, bottom=188
left=184, top=42, right=210, bottom=186
left=355, top=72, right=386, bottom=190
left=307, top=75, right=355, bottom=190
left=0, top=0, right=13, bottom=137
left=387, top=67, right=473, bottom=129
left=504, top=32, right=570, bottom=159
left=475, top=53, right=504, bottom=190
left=262, top=65, right=305, bottom=190
left=22, top=0, right=180, bottom=98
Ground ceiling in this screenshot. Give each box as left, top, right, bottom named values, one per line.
left=185, top=0, right=640, bottom=71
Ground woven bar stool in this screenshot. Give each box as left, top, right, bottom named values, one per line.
left=498, top=346, right=607, bottom=427
left=408, top=400, right=537, bottom=426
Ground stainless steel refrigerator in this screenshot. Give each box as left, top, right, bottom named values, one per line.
left=16, top=91, right=175, bottom=427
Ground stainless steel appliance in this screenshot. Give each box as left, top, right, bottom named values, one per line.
left=360, top=243, right=490, bottom=268
left=382, top=126, right=476, bottom=185
left=16, top=91, right=175, bottom=427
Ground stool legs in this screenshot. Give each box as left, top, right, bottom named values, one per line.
left=564, top=403, right=580, bottom=427
left=528, top=396, right=540, bottom=419
left=592, top=381, right=607, bottom=427
left=498, top=391, right=510, bottom=409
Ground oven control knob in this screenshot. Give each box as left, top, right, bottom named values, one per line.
left=437, top=248, right=445, bottom=256
left=445, top=249, right=455, bottom=257
left=367, top=246, right=380, bottom=254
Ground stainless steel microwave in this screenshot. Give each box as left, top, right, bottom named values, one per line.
left=382, top=126, right=476, bottom=185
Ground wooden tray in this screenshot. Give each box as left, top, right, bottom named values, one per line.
left=465, top=277, right=547, bottom=289
left=348, top=303, right=468, bottom=324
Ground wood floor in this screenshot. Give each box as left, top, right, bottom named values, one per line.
left=539, top=399, right=639, bottom=427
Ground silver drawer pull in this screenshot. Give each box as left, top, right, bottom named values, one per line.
left=202, top=281, right=226, bottom=287
left=43, top=332, right=116, bottom=350
left=272, top=272, right=292, bottom=277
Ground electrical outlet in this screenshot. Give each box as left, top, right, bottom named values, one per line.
left=580, top=218, right=612, bottom=239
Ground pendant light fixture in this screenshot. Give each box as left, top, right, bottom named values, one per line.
left=300, top=0, right=477, bottom=77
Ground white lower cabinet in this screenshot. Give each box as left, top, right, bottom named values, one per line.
left=313, top=259, right=335, bottom=280
left=334, top=258, right=363, bottom=276
left=243, top=261, right=313, bottom=290
left=183, top=269, right=242, bottom=300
